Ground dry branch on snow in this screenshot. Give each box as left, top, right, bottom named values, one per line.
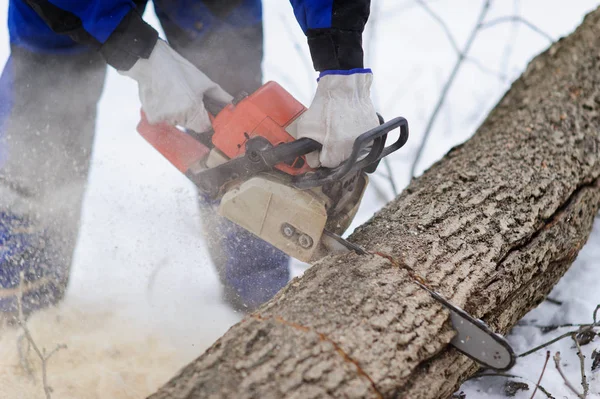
left=150, top=7, right=600, bottom=399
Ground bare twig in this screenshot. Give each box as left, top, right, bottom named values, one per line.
left=409, top=0, right=492, bottom=178
left=17, top=333, right=35, bottom=381
left=416, top=1, right=506, bottom=80
left=480, top=16, right=554, bottom=43
left=517, top=305, right=600, bottom=333
left=572, top=334, right=589, bottom=398
left=381, top=66, right=422, bottom=112
left=471, top=372, right=555, bottom=398
left=383, top=158, right=398, bottom=196
left=15, top=272, right=66, bottom=399
left=529, top=351, right=550, bottom=399
left=516, top=321, right=596, bottom=333
left=545, top=297, right=563, bottom=306
left=498, top=0, right=521, bottom=81
left=415, top=0, right=459, bottom=53
left=519, top=330, right=579, bottom=358
left=365, top=0, right=400, bottom=196
left=532, top=383, right=555, bottom=399
left=369, top=174, right=394, bottom=204
left=146, top=258, right=169, bottom=304
left=466, top=57, right=507, bottom=80
left=553, top=352, right=585, bottom=399
left=382, top=0, right=428, bottom=21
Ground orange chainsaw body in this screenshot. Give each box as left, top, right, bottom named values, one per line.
left=212, top=81, right=310, bottom=175
left=137, top=81, right=312, bottom=176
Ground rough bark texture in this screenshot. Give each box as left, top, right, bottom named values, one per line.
left=150, top=8, right=600, bottom=399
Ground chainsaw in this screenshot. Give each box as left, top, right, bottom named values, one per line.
left=136, top=81, right=515, bottom=371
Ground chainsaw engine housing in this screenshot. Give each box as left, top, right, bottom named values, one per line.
left=137, top=80, right=409, bottom=263
left=219, top=172, right=367, bottom=262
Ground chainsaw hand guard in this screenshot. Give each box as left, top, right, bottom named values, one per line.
left=292, top=117, right=408, bottom=189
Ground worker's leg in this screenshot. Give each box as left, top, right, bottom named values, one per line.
left=154, top=0, right=290, bottom=311
left=0, top=1, right=107, bottom=316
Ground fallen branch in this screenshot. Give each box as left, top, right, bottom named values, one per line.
left=572, top=334, right=589, bottom=398
left=519, top=331, right=580, bottom=358
left=14, top=272, right=66, bottom=399
left=468, top=372, right=555, bottom=399
left=553, top=352, right=585, bottom=399
left=529, top=351, right=551, bottom=399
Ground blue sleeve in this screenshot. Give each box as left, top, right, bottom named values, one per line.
left=289, top=0, right=371, bottom=71
left=289, top=0, right=334, bottom=33
left=23, top=1, right=159, bottom=70
left=39, top=1, right=135, bottom=43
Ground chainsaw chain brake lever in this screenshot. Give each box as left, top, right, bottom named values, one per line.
left=291, top=116, right=409, bottom=189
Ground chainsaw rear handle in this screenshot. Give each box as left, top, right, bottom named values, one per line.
left=291, top=116, right=409, bottom=189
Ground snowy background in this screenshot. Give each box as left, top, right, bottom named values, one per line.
left=0, top=0, right=600, bottom=398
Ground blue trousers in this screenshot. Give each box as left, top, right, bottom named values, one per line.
left=0, top=0, right=289, bottom=315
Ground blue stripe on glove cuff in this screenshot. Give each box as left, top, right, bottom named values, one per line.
left=318, top=68, right=372, bottom=81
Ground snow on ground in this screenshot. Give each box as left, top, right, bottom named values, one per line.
left=0, top=1, right=599, bottom=398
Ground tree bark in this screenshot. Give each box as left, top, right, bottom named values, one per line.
left=150, top=8, right=600, bottom=399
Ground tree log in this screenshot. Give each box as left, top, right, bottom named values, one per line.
left=150, top=8, right=600, bottom=399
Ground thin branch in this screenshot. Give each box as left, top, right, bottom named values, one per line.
left=146, top=258, right=169, bottom=304
left=545, top=297, right=563, bottom=306
left=480, top=16, right=554, bottom=43
left=572, top=334, right=589, bottom=398
left=517, top=305, right=600, bottom=332
left=383, top=158, right=398, bottom=196
left=466, top=57, right=507, bottom=80
left=409, top=0, right=492, bottom=179
left=519, top=330, right=578, bottom=358
left=553, top=352, right=585, bottom=399
left=415, top=0, right=460, bottom=53
left=382, top=0, right=428, bottom=21
left=529, top=351, right=550, bottom=399
left=366, top=0, right=399, bottom=197
left=516, top=321, right=596, bottom=332
left=498, top=0, right=521, bottom=81
left=416, top=0, right=505, bottom=81
left=15, top=272, right=66, bottom=399
left=381, top=66, right=422, bottom=112
left=17, top=333, right=35, bottom=381
left=471, top=372, right=555, bottom=398
left=369, top=174, right=394, bottom=204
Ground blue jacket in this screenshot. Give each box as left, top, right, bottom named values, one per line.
left=20, top=0, right=370, bottom=71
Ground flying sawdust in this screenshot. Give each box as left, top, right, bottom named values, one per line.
left=0, top=302, right=190, bottom=399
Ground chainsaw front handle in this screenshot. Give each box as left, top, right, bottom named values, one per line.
left=292, top=117, right=409, bottom=189
left=191, top=116, right=408, bottom=198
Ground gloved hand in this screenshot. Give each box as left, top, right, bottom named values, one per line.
left=295, top=69, right=379, bottom=168
left=119, top=39, right=233, bottom=132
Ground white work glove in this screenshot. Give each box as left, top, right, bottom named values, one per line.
left=119, top=39, right=233, bottom=132
left=294, top=69, right=379, bottom=168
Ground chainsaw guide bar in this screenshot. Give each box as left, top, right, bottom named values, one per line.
left=321, top=230, right=516, bottom=371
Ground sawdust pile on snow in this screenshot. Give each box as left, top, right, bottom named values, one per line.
left=0, top=302, right=190, bottom=399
